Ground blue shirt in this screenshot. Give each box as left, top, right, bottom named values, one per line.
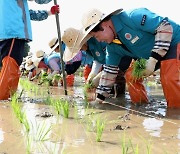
left=0, top=0, right=52, bottom=41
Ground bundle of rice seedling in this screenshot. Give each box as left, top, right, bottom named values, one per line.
left=53, top=74, right=62, bottom=81
left=132, top=58, right=147, bottom=79
left=39, top=71, right=53, bottom=86
left=52, top=74, right=62, bottom=86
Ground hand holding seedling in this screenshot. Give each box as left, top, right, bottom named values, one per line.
left=132, top=58, right=147, bottom=79
left=142, top=57, right=158, bottom=77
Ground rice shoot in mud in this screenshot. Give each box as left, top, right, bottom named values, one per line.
left=0, top=69, right=179, bottom=154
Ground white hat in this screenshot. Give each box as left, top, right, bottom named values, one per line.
left=28, top=51, right=33, bottom=56
left=62, top=27, right=90, bottom=62
left=32, top=50, right=45, bottom=67
left=49, top=37, right=59, bottom=51
left=25, top=57, right=35, bottom=71
left=80, top=8, right=123, bottom=43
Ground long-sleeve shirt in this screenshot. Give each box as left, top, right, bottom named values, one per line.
left=0, top=0, right=52, bottom=41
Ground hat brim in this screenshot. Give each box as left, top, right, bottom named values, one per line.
left=63, top=34, right=91, bottom=62
left=81, top=8, right=123, bottom=45
left=32, top=56, right=44, bottom=67
left=51, top=42, right=59, bottom=52
left=63, top=47, right=81, bottom=62
left=25, top=63, right=35, bottom=71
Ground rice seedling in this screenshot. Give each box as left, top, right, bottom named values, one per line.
left=60, top=99, right=70, bottom=118
left=11, top=94, right=30, bottom=132
left=95, top=116, right=106, bottom=142
left=51, top=98, right=62, bottom=115
left=33, top=120, right=52, bottom=141
left=11, top=94, right=24, bottom=123
left=22, top=113, right=30, bottom=133
left=26, top=135, right=33, bottom=154
left=45, top=95, right=52, bottom=105
left=86, top=113, right=96, bottom=132
left=79, top=70, right=83, bottom=77
left=40, top=71, right=53, bottom=86
left=121, top=131, right=134, bottom=154
left=19, top=78, right=41, bottom=97
left=82, top=82, right=94, bottom=107
left=52, top=74, right=62, bottom=83
left=135, top=144, right=139, bottom=154
left=138, top=134, right=153, bottom=154
left=132, top=58, right=147, bottom=79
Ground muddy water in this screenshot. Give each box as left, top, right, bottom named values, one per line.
left=0, top=76, right=180, bottom=154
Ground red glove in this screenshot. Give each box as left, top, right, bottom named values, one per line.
left=50, top=5, right=59, bottom=14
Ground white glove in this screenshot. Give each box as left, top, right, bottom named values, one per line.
left=143, top=57, right=158, bottom=77
left=86, top=73, right=96, bottom=84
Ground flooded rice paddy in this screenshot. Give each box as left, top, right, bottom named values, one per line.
left=0, top=75, right=180, bottom=154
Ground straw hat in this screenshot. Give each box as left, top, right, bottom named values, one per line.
left=62, top=27, right=90, bottom=62
left=49, top=37, right=59, bottom=51
left=32, top=50, right=45, bottom=67
left=25, top=57, right=35, bottom=71
left=80, top=8, right=123, bottom=43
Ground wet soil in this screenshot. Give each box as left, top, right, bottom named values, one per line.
left=0, top=76, right=180, bottom=154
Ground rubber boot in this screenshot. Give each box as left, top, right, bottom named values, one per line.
left=160, top=45, right=180, bottom=108
left=66, top=74, right=74, bottom=86
left=125, top=66, right=148, bottom=104
left=0, top=56, right=20, bottom=100
left=83, top=65, right=92, bottom=81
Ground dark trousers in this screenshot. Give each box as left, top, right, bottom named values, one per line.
left=0, top=39, right=26, bottom=66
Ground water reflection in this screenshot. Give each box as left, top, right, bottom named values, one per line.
left=178, top=128, right=180, bottom=140
left=73, top=138, right=85, bottom=147
left=0, top=128, right=4, bottom=144
left=143, top=118, right=164, bottom=137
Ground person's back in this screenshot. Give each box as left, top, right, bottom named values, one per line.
left=0, top=0, right=53, bottom=100
left=0, top=0, right=32, bottom=41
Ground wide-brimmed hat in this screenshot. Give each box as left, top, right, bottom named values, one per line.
left=62, top=27, right=90, bottom=62
left=81, top=8, right=123, bottom=43
left=25, top=57, right=35, bottom=71
left=49, top=37, right=59, bottom=51
left=32, top=50, right=45, bottom=67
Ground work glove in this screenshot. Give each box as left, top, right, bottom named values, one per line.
left=86, top=73, right=96, bottom=84
left=142, top=57, right=158, bottom=77
left=50, top=5, right=60, bottom=15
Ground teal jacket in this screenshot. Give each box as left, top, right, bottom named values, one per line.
left=106, top=8, right=180, bottom=66
left=96, top=7, right=180, bottom=100
left=87, top=37, right=107, bottom=64
left=0, top=0, right=52, bottom=41
left=87, top=37, right=132, bottom=71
